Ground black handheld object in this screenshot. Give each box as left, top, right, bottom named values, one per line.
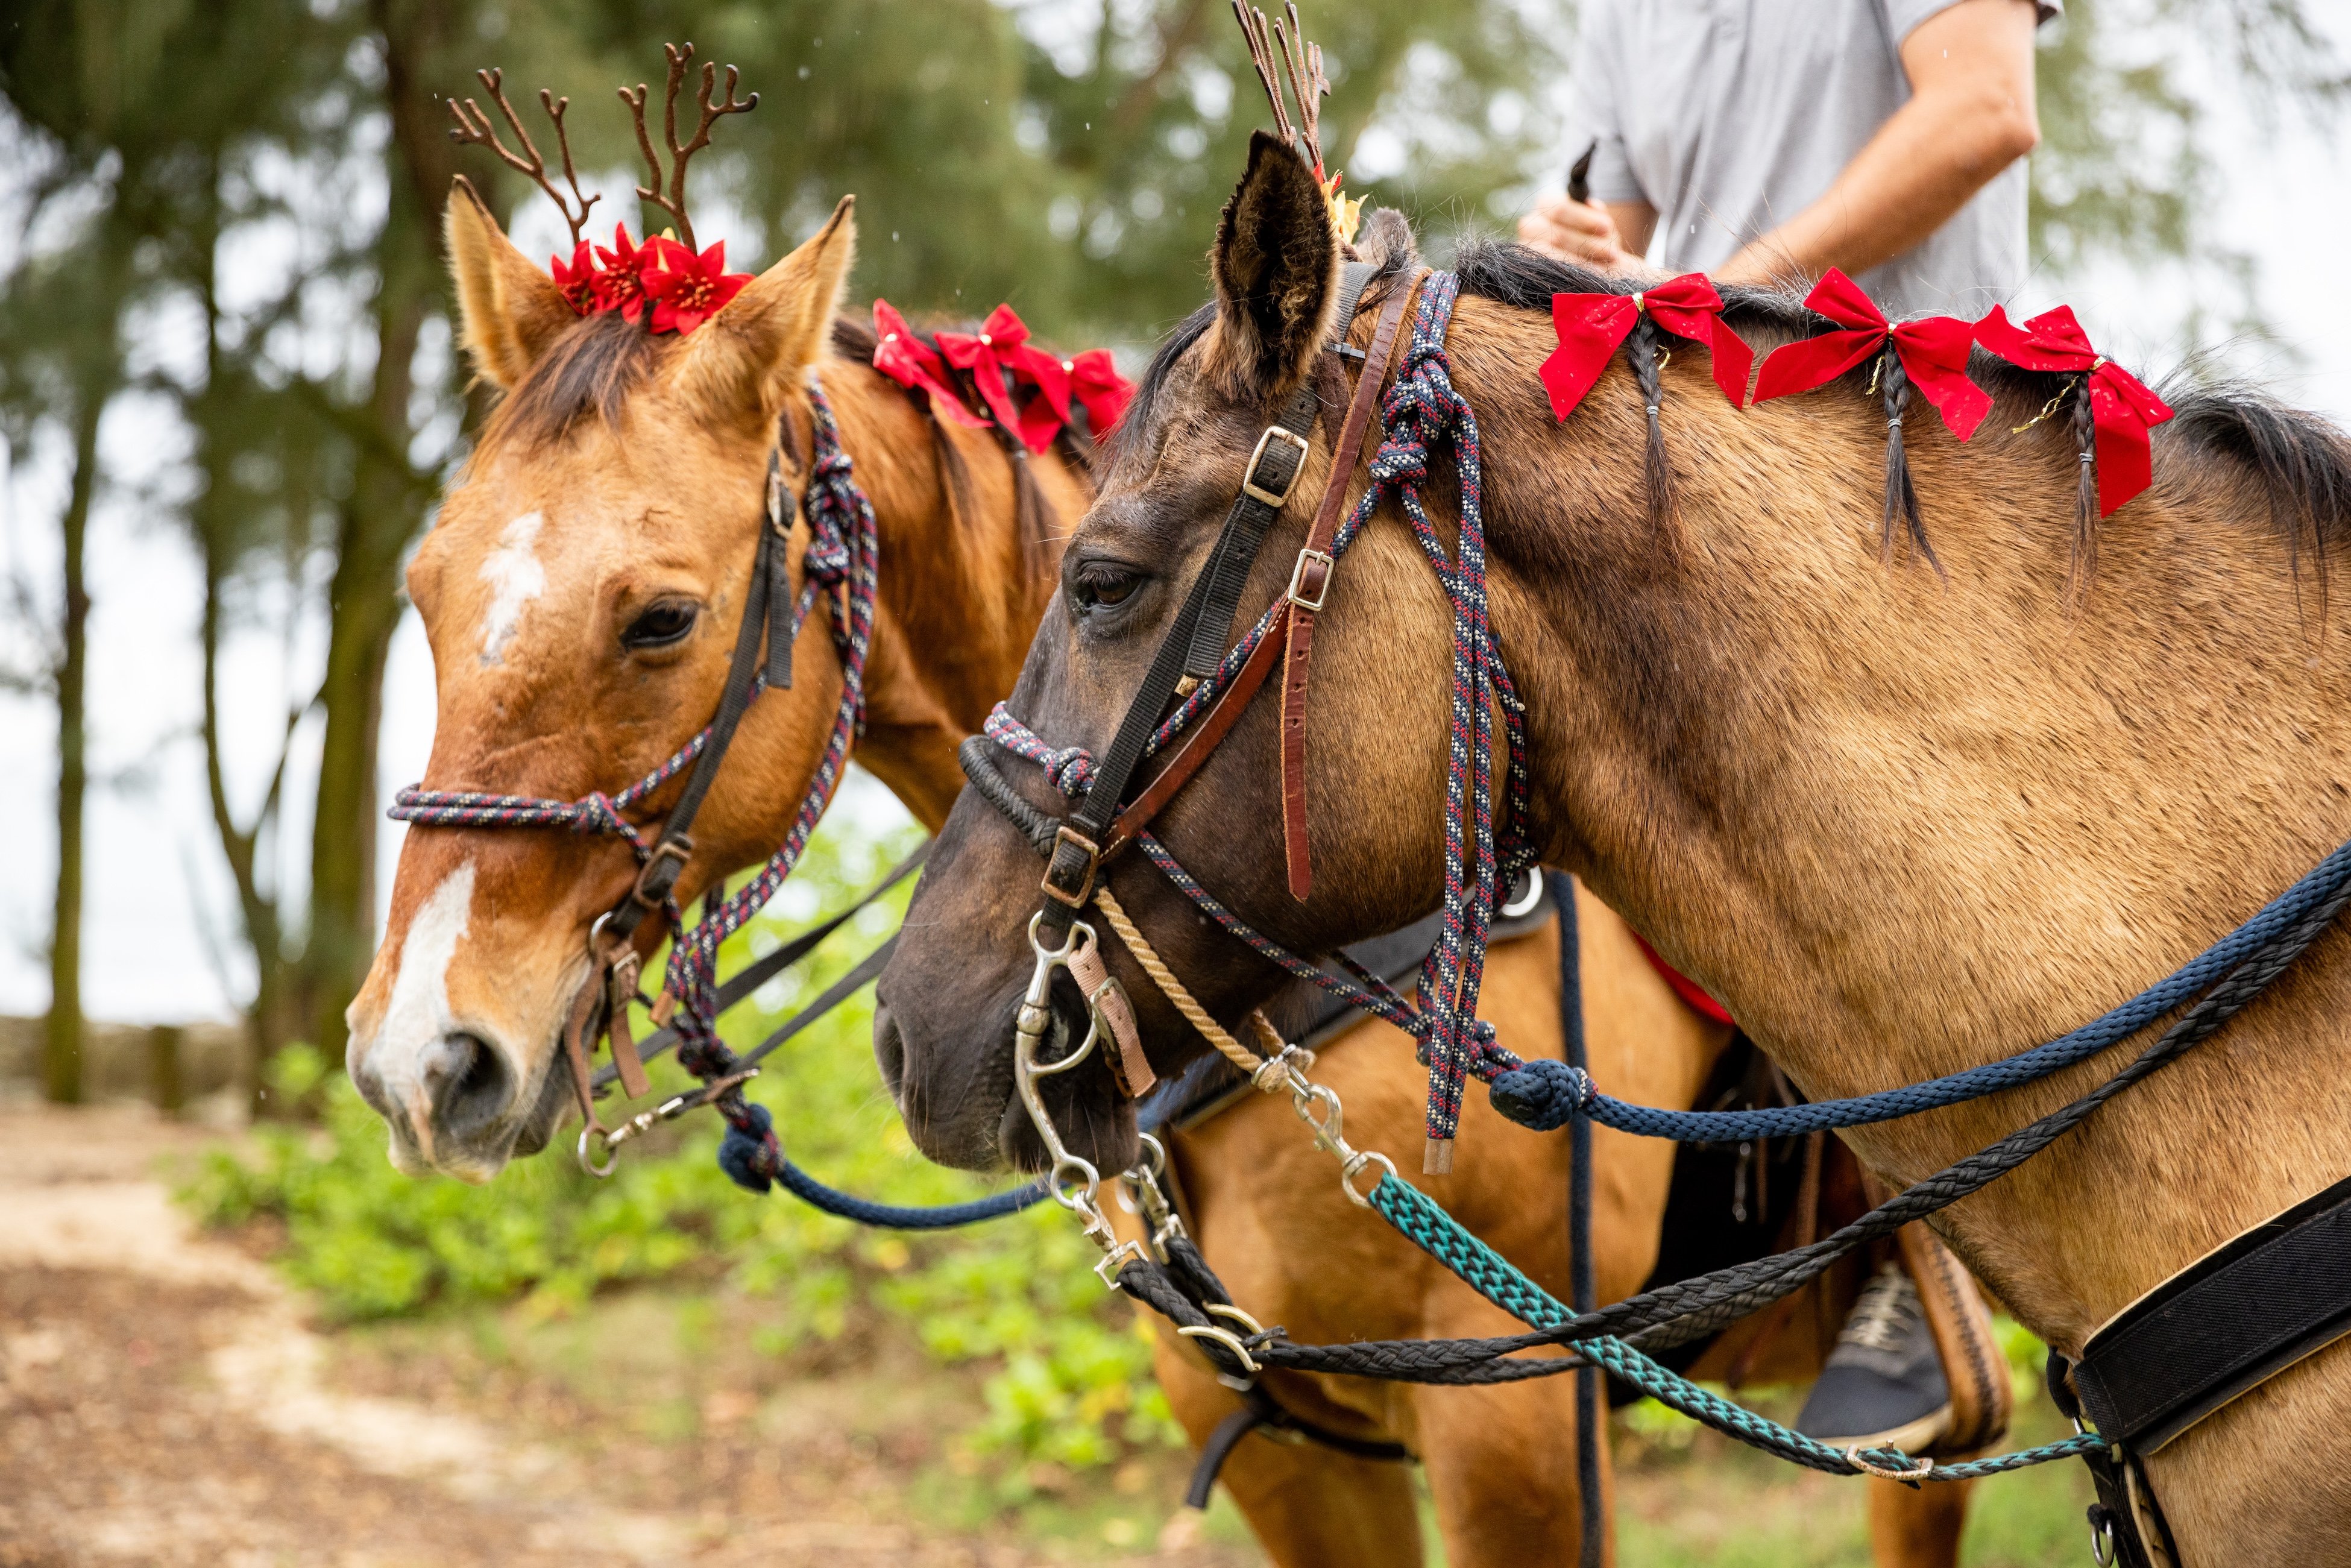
left=1567, top=137, right=1597, bottom=204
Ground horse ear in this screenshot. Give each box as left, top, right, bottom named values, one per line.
left=670, top=196, right=857, bottom=427
left=444, top=177, right=576, bottom=391
left=1208, top=131, right=1339, bottom=397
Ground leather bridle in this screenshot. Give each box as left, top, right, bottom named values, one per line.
left=988, top=260, right=1418, bottom=949
left=391, top=383, right=878, bottom=1167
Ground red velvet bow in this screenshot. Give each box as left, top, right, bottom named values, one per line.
left=1973, top=304, right=2176, bottom=517
left=1750, top=268, right=1991, bottom=441
left=936, top=304, right=1072, bottom=455
left=872, top=300, right=991, bottom=430
left=1540, top=273, right=1755, bottom=420
left=1062, top=348, right=1133, bottom=439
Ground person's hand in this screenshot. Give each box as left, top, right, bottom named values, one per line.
left=1518, top=193, right=1634, bottom=271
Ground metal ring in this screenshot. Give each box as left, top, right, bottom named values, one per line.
left=577, top=1126, right=618, bottom=1179
left=1049, top=1153, right=1103, bottom=1211
left=1177, top=1324, right=1262, bottom=1375
left=1500, top=867, right=1543, bottom=919
left=1341, top=1149, right=1399, bottom=1207
left=1133, top=1131, right=1169, bottom=1179
left=2090, top=1514, right=2117, bottom=1567
left=1204, top=1302, right=1268, bottom=1338
left=1025, top=909, right=1088, bottom=964
left=1844, top=1447, right=1933, bottom=1482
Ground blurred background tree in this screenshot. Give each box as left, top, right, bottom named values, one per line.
left=0, top=0, right=2341, bottom=1099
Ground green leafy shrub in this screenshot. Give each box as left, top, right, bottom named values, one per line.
left=181, top=811, right=1179, bottom=1474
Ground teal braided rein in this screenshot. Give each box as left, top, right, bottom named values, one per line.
left=1368, top=1174, right=2107, bottom=1482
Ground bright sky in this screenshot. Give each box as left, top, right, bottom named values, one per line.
left=2, top=46, right=2348, bottom=1026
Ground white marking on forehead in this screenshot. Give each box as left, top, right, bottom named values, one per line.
left=477, top=511, right=547, bottom=666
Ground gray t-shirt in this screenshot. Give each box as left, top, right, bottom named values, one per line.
left=1570, top=0, right=2059, bottom=319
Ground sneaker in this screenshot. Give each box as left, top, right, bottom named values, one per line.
left=1794, top=1262, right=1953, bottom=1452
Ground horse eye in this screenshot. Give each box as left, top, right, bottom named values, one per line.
left=622, top=600, right=698, bottom=650
left=1071, top=564, right=1141, bottom=612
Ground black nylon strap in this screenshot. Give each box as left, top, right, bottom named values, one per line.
left=1553, top=871, right=1603, bottom=1568
left=590, top=844, right=928, bottom=1091
left=1059, top=262, right=1379, bottom=855
left=763, top=450, right=798, bottom=691
left=2075, top=1169, right=2351, bottom=1452
left=608, top=505, right=782, bottom=940
left=1062, top=377, right=1321, bottom=849
left=1179, top=262, right=1377, bottom=681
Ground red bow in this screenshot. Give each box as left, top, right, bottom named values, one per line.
left=872, top=300, right=991, bottom=430
left=1973, top=304, right=2176, bottom=517
left=936, top=304, right=1072, bottom=455
left=1062, top=348, right=1133, bottom=439
left=1540, top=273, right=1755, bottom=420
left=1750, top=268, right=1990, bottom=441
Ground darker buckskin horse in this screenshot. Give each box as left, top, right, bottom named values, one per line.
left=876, top=127, right=2351, bottom=1565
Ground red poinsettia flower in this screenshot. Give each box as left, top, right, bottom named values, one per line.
left=641, top=237, right=753, bottom=336
left=550, top=241, right=599, bottom=316
left=591, top=224, right=652, bottom=324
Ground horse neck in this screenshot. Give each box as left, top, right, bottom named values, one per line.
left=817, top=354, right=1071, bottom=828
left=1447, top=296, right=2351, bottom=1341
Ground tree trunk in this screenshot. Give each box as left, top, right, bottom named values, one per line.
left=44, top=389, right=102, bottom=1106
left=301, top=0, right=459, bottom=1069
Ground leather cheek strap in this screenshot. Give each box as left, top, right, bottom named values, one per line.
left=1280, top=269, right=1427, bottom=901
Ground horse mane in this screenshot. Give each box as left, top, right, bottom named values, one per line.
left=828, top=313, right=1089, bottom=585
left=1449, top=239, right=2351, bottom=595
left=485, top=308, right=672, bottom=450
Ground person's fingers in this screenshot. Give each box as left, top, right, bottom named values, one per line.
left=1517, top=210, right=1617, bottom=267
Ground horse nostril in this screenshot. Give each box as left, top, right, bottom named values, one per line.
left=873, top=1001, right=906, bottom=1096
left=424, top=1031, right=514, bottom=1141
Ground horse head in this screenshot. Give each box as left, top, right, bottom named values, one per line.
left=875, top=135, right=1476, bottom=1175
left=346, top=183, right=860, bottom=1181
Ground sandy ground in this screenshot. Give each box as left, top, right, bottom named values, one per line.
left=0, top=1103, right=1245, bottom=1568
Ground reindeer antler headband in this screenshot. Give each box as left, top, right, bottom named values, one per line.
left=447, top=42, right=757, bottom=255
left=447, top=43, right=763, bottom=336
left=1232, top=2, right=1362, bottom=245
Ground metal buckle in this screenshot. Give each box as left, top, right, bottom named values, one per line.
left=631, top=837, right=692, bottom=908
left=1040, top=824, right=1100, bottom=908
left=1241, top=425, right=1312, bottom=508
left=1285, top=547, right=1335, bottom=612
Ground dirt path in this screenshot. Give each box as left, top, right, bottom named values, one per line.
left=0, top=1104, right=1241, bottom=1567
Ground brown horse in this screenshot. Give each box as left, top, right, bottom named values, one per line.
left=875, top=126, right=2351, bottom=1564
left=349, top=184, right=1971, bottom=1564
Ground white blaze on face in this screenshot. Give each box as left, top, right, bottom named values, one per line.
left=477, top=511, right=547, bottom=666
left=370, top=863, right=474, bottom=1167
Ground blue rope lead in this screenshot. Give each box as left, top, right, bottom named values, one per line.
left=1367, top=1171, right=2104, bottom=1481
left=719, top=1103, right=1049, bottom=1229
left=1491, top=835, right=2351, bottom=1138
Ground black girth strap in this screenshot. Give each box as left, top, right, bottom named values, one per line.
left=1182, top=1383, right=1411, bottom=1511
left=1039, top=262, right=1377, bottom=917
left=2074, top=1169, right=2351, bottom=1454
left=2046, top=1353, right=2184, bottom=1568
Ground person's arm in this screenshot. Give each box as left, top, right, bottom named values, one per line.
left=1714, top=0, right=2041, bottom=288
left=1517, top=195, right=1657, bottom=272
